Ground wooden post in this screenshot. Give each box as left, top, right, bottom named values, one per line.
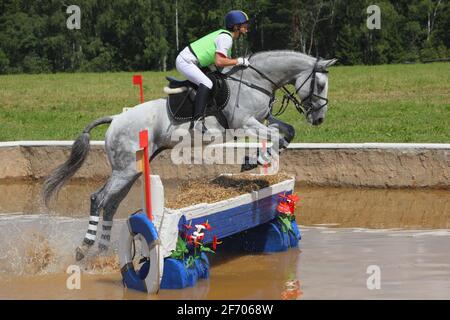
left=138, top=129, right=152, bottom=221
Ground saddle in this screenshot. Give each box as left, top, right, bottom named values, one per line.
left=164, top=72, right=230, bottom=128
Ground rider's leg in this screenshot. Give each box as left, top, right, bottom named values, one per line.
left=175, top=54, right=213, bottom=89
left=191, top=84, right=211, bottom=132
left=175, top=55, right=213, bottom=132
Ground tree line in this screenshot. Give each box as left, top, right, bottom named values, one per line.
left=0, top=0, right=448, bottom=74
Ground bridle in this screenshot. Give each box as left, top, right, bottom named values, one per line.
left=226, top=57, right=329, bottom=118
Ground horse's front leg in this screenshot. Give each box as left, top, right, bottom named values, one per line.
left=266, top=114, right=295, bottom=151
left=240, top=116, right=281, bottom=172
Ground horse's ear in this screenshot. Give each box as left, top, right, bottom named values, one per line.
left=318, top=58, right=337, bottom=69
left=324, top=58, right=338, bottom=67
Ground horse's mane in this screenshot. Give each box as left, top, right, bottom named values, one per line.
left=249, top=50, right=316, bottom=63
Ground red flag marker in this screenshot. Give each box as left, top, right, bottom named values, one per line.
left=133, top=75, right=144, bottom=104
left=262, top=140, right=268, bottom=174
left=139, top=129, right=152, bottom=221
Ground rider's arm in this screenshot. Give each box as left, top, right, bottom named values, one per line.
left=215, top=53, right=238, bottom=67
left=214, top=33, right=238, bottom=68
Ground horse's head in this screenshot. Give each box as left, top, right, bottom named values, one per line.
left=294, top=58, right=337, bottom=126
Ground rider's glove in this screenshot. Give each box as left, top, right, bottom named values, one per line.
left=236, top=57, right=250, bottom=67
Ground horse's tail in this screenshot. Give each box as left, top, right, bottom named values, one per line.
left=42, top=116, right=113, bottom=206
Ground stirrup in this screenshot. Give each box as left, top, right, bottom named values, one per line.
left=191, top=118, right=208, bottom=134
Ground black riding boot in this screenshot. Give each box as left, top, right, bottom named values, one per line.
left=190, top=84, right=210, bottom=133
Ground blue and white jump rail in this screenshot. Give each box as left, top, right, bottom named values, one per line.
left=119, top=174, right=301, bottom=294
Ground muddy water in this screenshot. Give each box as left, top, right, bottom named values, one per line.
left=1, top=180, right=449, bottom=228
left=298, top=187, right=449, bottom=229
left=0, top=180, right=449, bottom=299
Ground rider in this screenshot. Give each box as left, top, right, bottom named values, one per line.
left=175, top=10, right=251, bottom=132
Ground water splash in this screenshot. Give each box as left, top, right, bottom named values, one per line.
left=0, top=214, right=125, bottom=277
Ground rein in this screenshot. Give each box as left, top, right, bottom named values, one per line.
left=225, top=57, right=329, bottom=117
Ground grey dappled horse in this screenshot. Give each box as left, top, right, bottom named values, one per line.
left=43, top=50, right=337, bottom=261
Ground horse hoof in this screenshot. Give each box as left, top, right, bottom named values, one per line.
left=241, top=156, right=258, bottom=172
left=98, top=243, right=109, bottom=254
left=240, top=163, right=258, bottom=172
left=75, top=247, right=85, bottom=261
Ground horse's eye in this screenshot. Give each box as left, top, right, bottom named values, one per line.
left=317, top=83, right=325, bottom=93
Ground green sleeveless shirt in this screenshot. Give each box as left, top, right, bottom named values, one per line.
left=189, top=29, right=233, bottom=67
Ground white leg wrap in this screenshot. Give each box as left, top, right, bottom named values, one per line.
left=89, top=216, right=100, bottom=222
left=85, top=233, right=96, bottom=241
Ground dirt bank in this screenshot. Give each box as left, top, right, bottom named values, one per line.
left=0, top=143, right=449, bottom=188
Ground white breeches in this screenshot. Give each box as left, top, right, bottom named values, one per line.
left=175, top=47, right=213, bottom=89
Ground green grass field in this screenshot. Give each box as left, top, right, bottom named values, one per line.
left=0, top=63, right=449, bottom=142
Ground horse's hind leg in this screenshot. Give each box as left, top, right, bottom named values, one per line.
left=75, top=179, right=110, bottom=261
left=75, top=171, right=140, bottom=260
left=98, top=171, right=140, bottom=253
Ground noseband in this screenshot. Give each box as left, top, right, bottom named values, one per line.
left=294, top=59, right=329, bottom=116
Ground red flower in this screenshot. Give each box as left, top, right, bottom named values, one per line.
left=278, top=193, right=288, bottom=200
left=288, top=202, right=295, bottom=215
left=202, top=221, right=212, bottom=231
left=197, top=234, right=205, bottom=241
left=277, top=202, right=291, bottom=214
left=212, top=235, right=222, bottom=251
left=287, top=194, right=300, bottom=203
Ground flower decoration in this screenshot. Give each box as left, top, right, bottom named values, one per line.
left=212, top=235, right=222, bottom=251
left=276, top=193, right=300, bottom=235
left=171, top=218, right=222, bottom=269
left=202, top=221, right=212, bottom=231
left=287, top=194, right=300, bottom=203
left=279, top=193, right=300, bottom=215
left=277, top=202, right=291, bottom=214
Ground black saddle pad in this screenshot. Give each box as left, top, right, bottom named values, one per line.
left=167, top=72, right=230, bottom=123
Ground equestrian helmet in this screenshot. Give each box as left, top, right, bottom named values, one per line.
left=225, top=10, right=249, bottom=30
